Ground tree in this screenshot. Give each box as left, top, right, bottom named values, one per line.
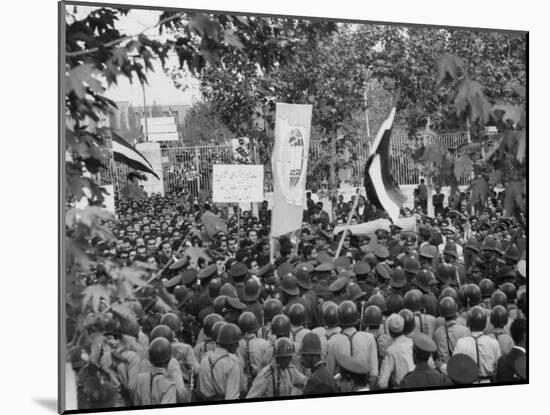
left=64, top=6, right=312, bottom=408
left=181, top=101, right=235, bottom=145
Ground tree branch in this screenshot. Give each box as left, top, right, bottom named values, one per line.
left=66, top=12, right=186, bottom=58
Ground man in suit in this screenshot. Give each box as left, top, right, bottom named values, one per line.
left=495, top=318, right=526, bottom=383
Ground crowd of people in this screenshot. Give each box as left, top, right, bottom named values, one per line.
left=69, top=183, right=527, bottom=409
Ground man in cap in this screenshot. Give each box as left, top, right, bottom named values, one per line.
left=132, top=337, right=178, bottom=405
left=197, top=323, right=245, bottom=400
left=300, top=332, right=338, bottom=395
left=335, top=353, right=371, bottom=392
left=312, top=262, right=334, bottom=301
left=400, top=334, right=451, bottom=389
left=326, top=301, right=378, bottom=386
left=375, top=229, right=390, bottom=246
left=377, top=313, right=415, bottom=389
left=328, top=275, right=350, bottom=305
left=447, top=354, right=479, bottom=385
left=281, top=274, right=307, bottom=314
left=453, top=306, right=501, bottom=382
left=236, top=312, right=273, bottom=391
left=295, top=264, right=320, bottom=328
left=246, top=337, right=307, bottom=398
left=195, top=264, right=219, bottom=313
left=222, top=296, right=247, bottom=325
left=228, top=261, right=249, bottom=300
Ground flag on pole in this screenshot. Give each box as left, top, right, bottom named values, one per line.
left=111, top=132, right=160, bottom=179
left=201, top=210, right=228, bottom=237
left=271, top=103, right=313, bottom=237
left=364, top=107, right=406, bottom=222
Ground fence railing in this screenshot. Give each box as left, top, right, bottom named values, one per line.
left=99, top=130, right=502, bottom=197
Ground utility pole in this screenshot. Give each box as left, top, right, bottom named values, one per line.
left=141, top=79, right=149, bottom=142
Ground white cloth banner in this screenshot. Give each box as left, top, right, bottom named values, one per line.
left=333, top=216, right=417, bottom=236
left=212, top=164, right=264, bottom=203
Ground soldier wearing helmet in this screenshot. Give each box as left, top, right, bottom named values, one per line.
left=246, top=337, right=307, bottom=398
left=326, top=301, right=378, bottom=387
left=404, top=289, right=437, bottom=339
left=311, top=301, right=341, bottom=361
left=236, top=312, right=273, bottom=391
left=487, top=306, right=514, bottom=355
left=258, top=299, right=283, bottom=342
left=300, top=333, right=338, bottom=395
left=271, top=314, right=292, bottom=340
left=287, top=303, right=311, bottom=350
left=132, top=337, right=177, bottom=405
left=197, top=323, right=245, bottom=400
left=433, top=297, right=470, bottom=370
left=453, top=306, right=501, bottom=382
left=363, top=305, right=392, bottom=361
left=194, top=313, right=223, bottom=363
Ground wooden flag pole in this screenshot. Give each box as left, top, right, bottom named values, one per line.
left=236, top=203, right=241, bottom=250
left=334, top=193, right=360, bottom=259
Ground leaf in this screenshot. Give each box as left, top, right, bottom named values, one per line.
left=453, top=155, right=474, bottom=180
left=66, top=64, right=104, bottom=99
left=419, top=143, right=446, bottom=165
left=110, top=303, right=137, bottom=323
left=436, top=53, right=465, bottom=85
left=78, top=206, right=116, bottom=228
left=188, top=14, right=219, bottom=39
left=114, top=266, right=149, bottom=287
left=223, top=29, right=244, bottom=50
left=492, top=104, right=523, bottom=126
left=82, top=284, right=112, bottom=312
left=183, top=246, right=211, bottom=265
left=454, top=79, right=491, bottom=124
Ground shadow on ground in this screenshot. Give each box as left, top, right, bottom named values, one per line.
left=34, top=398, right=57, bottom=413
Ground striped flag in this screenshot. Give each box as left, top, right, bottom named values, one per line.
left=111, top=132, right=160, bottom=179
left=364, top=107, right=406, bottom=222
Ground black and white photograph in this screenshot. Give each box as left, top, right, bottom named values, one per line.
left=59, top=1, right=528, bottom=413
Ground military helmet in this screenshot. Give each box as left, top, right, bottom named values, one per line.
left=399, top=308, right=416, bottom=334
left=322, top=301, right=339, bottom=327
left=237, top=311, right=259, bottom=334
left=150, top=324, right=174, bottom=343
left=363, top=305, right=383, bottom=327
left=460, top=284, right=482, bottom=307
left=467, top=306, right=487, bottom=331
left=439, top=286, right=459, bottom=303
left=299, top=332, right=322, bottom=355
left=149, top=337, right=173, bottom=366
left=213, top=295, right=227, bottom=314
left=263, top=298, right=283, bottom=321
left=387, top=294, right=404, bottom=314
left=490, top=290, right=508, bottom=308
left=203, top=313, right=223, bottom=338
left=404, top=289, right=423, bottom=312
left=271, top=314, right=291, bottom=337
left=490, top=305, right=509, bottom=328
left=160, top=313, right=181, bottom=333
left=216, top=323, right=242, bottom=345
left=479, top=279, right=496, bottom=299
left=439, top=296, right=458, bottom=319
left=500, top=282, right=517, bottom=302
left=338, top=300, right=358, bottom=327
left=287, top=303, right=307, bottom=326
left=273, top=337, right=295, bottom=357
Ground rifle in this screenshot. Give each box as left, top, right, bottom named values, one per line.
left=359, top=301, right=366, bottom=331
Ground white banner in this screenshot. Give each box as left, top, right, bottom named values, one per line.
left=333, top=216, right=417, bottom=236
left=212, top=164, right=264, bottom=203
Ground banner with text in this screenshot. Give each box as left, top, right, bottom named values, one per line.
left=271, top=103, right=313, bottom=237
left=212, top=164, right=264, bottom=203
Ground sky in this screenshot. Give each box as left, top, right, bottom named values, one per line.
left=72, top=6, right=201, bottom=106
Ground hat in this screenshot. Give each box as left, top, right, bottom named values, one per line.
left=464, top=237, right=480, bottom=253
left=333, top=256, right=352, bottom=271
left=435, top=264, right=452, bottom=285
left=412, top=333, right=437, bottom=353
left=387, top=313, right=405, bottom=334
left=242, top=278, right=262, bottom=302
left=496, top=265, right=516, bottom=281
left=258, top=263, right=274, bottom=279
left=482, top=236, right=502, bottom=254
left=374, top=245, right=390, bottom=259
left=404, top=257, right=420, bottom=274
left=329, top=276, right=348, bottom=293
left=447, top=354, right=479, bottom=384
left=199, top=264, right=218, bottom=280
left=316, top=251, right=332, bottom=264
left=223, top=296, right=247, bottom=311
left=281, top=274, right=300, bottom=296
left=418, top=244, right=438, bottom=259
left=353, top=261, right=371, bottom=276
left=414, top=269, right=433, bottom=293
left=504, top=245, right=521, bottom=262
left=390, top=268, right=407, bottom=288
left=169, top=256, right=188, bottom=270
left=181, top=269, right=198, bottom=285
left=389, top=224, right=403, bottom=234
left=229, top=262, right=249, bottom=278
left=442, top=241, right=458, bottom=258
left=295, top=266, right=313, bottom=290
left=164, top=274, right=182, bottom=289
left=375, top=263, right=391, bottom=280
left=336, top=353, right=369, bottom=375
left=348, top=283, right=367, bottom=302
left=277, top=262, right=294, bottom=279
left=444, top=225, right=458, bottom=235
left=315, top=262, right=334, bottom=273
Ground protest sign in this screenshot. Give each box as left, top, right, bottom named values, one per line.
left=212, top=164, right=264, bottom=203
left=333, top=216, right=417, bottom=236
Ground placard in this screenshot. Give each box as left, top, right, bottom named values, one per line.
left=212, top=164, right=264, bottom=203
